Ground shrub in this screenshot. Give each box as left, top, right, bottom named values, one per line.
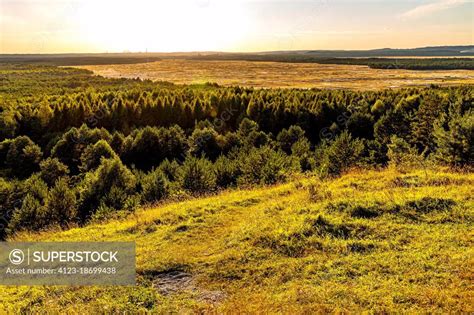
left=237, top=118, right=259, bottom=137
left=51, top=125, right=111, bottom=172
left=8, top=194, right=45, bottom=232
left=79, top=140, right=118, bottom=172
left=8, top=176, right=49, bottom=233
left=45, top=178, right=77, bottom=227
left=39, top=158, right=70, bottom=187
left=277, top=125, right=305, bottom=154
left=0, top=110, right=17, bottom=141
left=246, top=130, right=271, bottom=148
left=109, top=132, right=125, bottom=155
left=291, top=138, right=314, bottom=171
left=387, top=135, right=424, bottom=171
left=237, top=146, right=295, bottom=186
left=371, top=99, right=386, bottom=115
left=158, top=159, right=180, bottom=182
left=221, top=132, right=241, bottom=154
left=188, top=128, right=222, bottom=160
left=433, top=111, right=473, bottom=167
left=79, top=158, right=137, bottom=220
left=0, top=179, right=23, bottom=239
left=5, top=136, right=42, bottom=178
left=141, top=169, right=169, bottom=203
left=178, top=156, right=216, bottom=194
left=214, top=155, right=240, bottom=188
left=123, top=126, right=187, bottom=170
left=319, top=131, right=364, bottom=176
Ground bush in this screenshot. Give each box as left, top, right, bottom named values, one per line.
left=0, top=179, right=23, bottom=239
left=158, top=159, right=180, bottom=182
left=123, top=126, right=187, bottom=170
left=39, top=158, right=70, bottom=187
left=214, top=155, right=240, bottom=188
left=433, top=111, right=473, bottom=167
left=45, top=178, right=77, bottom=227
left=79, top=140, right=118, bottom=172
left=277, top=125, right=305, bottom=154
left=51, top=125, right=111, bottom=172
left=8, top=176, right=50, bottom=233
left=4, top=136, right=42, bottom=178
left=387, top=135, right=424, bottom=171
left=319, top=131, right=364, bottom=176
left=0, top=110, right=17, bottom=141
left=79, top=158, right=137, bottom=220
left=237, top=118, right=259, bottom=137
left=109, top=132, right=125, bottom=155
left=178, top=156, right=216, bottom=194
left=237, top=146, right=295, bottom=186
left=291, top=138, right=314, bottom=171
left=8, top=194, right=45, bottom=232
left=141, top=169, right=169, bottom=203
left=188, top=128, right=222, bottom=160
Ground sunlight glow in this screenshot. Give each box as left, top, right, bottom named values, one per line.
left=76, top=0, right=252, bottom=52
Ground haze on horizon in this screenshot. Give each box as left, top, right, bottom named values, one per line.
left=1, top=0, right=473, bottom=54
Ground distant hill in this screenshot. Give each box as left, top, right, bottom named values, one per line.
left=1, top=46, right=473, bottom=67
left=295, top=45, right=474, bottom=57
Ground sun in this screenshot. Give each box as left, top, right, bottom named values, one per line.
left=75, top=0, right=252, bottom=52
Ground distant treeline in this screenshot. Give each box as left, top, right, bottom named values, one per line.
left=189, top=54, right=474, bottom=70
left=2, top=45, right=473, bottom=69
left=0, top=64, right=472, bottom=238
left=0, top=55, right=161, bottom=66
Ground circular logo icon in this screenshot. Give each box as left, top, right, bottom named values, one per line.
left=9, top=249, right=25, bottom=265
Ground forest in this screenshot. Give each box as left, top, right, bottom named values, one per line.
left=190, top=54, right=474, bottom=70
left=0, top=63, right=473, bottom=239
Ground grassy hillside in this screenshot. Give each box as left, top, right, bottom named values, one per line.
left=1, top=168, right=472, bottom=313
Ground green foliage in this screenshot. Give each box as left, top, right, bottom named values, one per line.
left=51, top=125, right=111, bottom=172
left=79, top=158, right=137, bottom=220
left=387, top=135, right=425, bottom=171
left=291, top=138, right=315, bottom=171
left=374, top=110, right=411, bottom=146
left=39, top=157, right=69, bottom=187
left=8, top=176, right=48, bottom=233
left=371, top=99, right=386, bottom=114
left=433, top=110, right=474, bottom=167
left=320, top=131, right=365, bottom=176
left=123, top=126, right=187, bottom=170
left=238, top=118, right=259, bottom=137
left=277, top=125, right=305, bottom=154
left=8, top=194, right=45, bottom=232
left=0, top=110, right=17, bottom=141
left=79, top=140, right=118, bottom=172
left=178, top=156, right=216, bottom=194
left=141, top=169, right=169, bottom=203
left=0, top=178, right=23, bottom=238
left=158, top=159, right=180, bottom=182
left=214, top=155, right=240, bottom=188
left=188, top=127, right=222, bottom=160
left=45, top=178, right=77, bottom=227
left=237, top=146, right=295, bottom=186
left=1, top=64, right=473, bottom=236
left=3, top=136, right=42, bottom=178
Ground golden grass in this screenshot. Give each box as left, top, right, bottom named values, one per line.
left=76, top=60, right=474, bottom=90
left=0, top=168, right=473, bottom=313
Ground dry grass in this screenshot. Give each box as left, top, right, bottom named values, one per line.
left=0, top=168, right=473, bottom=313
left=76, top=60, right=474, bottom=90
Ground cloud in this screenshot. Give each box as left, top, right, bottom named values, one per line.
left=400, top=0, right=469, bottom=18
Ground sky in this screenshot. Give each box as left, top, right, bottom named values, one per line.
left=0, top=0, right=473, bottom=53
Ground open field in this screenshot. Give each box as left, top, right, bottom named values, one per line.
left=76, top=60, right=474, bottom=90
left=1, top=168, right=473, bottom=313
